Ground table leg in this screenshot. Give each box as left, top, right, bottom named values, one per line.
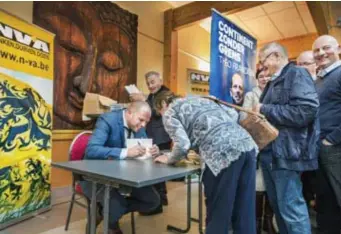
left=167, top=175, right=192, bottom=233
left=103, top=184, right=111, bottom=234
left=189, top=179, right=204, bottom=234
left=90, top=181, right=97, bottom=234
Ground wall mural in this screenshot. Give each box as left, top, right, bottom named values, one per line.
left=33, top=2, right=138, bottom=129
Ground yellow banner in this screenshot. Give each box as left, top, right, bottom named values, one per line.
left=187, top=68, right=210, bottom=95
left=0, top=10, right=54, bottom=80
left=0, top=9, right=54, bottom=227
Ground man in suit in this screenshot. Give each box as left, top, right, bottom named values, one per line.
left=80, top=101, right=161, bottom=234
left=130, top=71, right=172, bottom=214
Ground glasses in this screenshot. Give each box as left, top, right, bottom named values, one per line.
left=259, top=52, right=276, bottom=65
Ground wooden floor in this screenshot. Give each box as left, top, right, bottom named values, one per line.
left=2, top=181, right=317, bottom=234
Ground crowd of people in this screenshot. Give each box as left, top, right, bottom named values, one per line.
left=81, top=34, right=341, bottom=234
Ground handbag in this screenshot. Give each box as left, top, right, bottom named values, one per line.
left=203, top=96, right=279, bottom=150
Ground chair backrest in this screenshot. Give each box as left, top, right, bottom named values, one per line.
left=69, top=131, right=92, bottom=161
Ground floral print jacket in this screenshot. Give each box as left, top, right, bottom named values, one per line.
left=163, top=96, right=258, bottom=176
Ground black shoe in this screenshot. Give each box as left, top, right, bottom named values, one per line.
left=139, top=204, right=163, bottom=216
left=161, top=194, right=168, bottom=206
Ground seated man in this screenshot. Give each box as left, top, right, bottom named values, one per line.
left=80, top=101, right=161, bottom=234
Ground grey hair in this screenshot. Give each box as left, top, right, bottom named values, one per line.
left=128, top=101, right=151, bottom=114
left=145, top=71, right=162, bottom=80
left=260, top=42, right=289, bottom=60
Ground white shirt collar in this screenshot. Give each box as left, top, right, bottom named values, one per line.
left=123, top=110, right=128, bottom=128
left=317, top=60, right=341, bottom=78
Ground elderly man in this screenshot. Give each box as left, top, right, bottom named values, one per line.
left=297, top=51, right=317, bottom=80
left=130, top=71, right=172, bottom=214
left=313, top=35, right=341, bottom=234
left=81, top=101, right=161, bottom=234
left=255, top=42, right=320, bottom=234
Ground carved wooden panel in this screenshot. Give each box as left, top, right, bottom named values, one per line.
left=33, top=2, right=138, bottom=129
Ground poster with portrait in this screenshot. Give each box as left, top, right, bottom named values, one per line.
left=187, top=68, right=210, bottom=95
left=209, top=9, right=257, bottom=106
left=0, top=9, right=54, bottom=229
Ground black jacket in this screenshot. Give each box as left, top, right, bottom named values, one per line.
left=146, top=86, right=172, bottom=146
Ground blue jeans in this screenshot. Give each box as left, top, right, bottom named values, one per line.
left=260, top=151, right=311, bottom=234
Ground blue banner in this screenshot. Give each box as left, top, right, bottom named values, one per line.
left=209, top=10, right=257, bottom=105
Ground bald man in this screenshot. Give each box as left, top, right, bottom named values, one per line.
left=230, top=73, right=244, bottom=105
left=297, top=51, right=317, bottom=80
left=81, top=101, right=161, bottom=234
left=313, top=35, right=341, bottom=234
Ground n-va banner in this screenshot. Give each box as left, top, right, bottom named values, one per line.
left=0, top=10, right=54, bottom=228
left=209, top=9, right=257, bottom=105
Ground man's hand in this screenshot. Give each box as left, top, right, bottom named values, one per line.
left=129, top=93, right=146, bottom=102
left=322, top=139, right=333, bottom=146
left=253, top=104, right=262, bottom=113
left=154, top=154, right=169, bottom=164
left=149, top=144, right=160, bottom=157
left=127, top=145, right=146, bottom=158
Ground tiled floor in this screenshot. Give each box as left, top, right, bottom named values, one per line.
left=2, top=181, right=318, bottom=234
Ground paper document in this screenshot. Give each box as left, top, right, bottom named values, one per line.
left=125, top=84, right=141, bottom=94
left=126, top=138, right=153, bottom=160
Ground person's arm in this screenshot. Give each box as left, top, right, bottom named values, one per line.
left=162, top=109, right=190, bottom=164
left=260, top=72, right=319, bottom=128
left=85, top=116, right=123, bottom=159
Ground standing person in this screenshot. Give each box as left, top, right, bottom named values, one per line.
left=297, top=51, right=318, bottom=81
left=153, top=91, right=258, bottom=234
left=297, top=50, right=318, bottom=210
left=81, top=101, right=161, bottom=234
left=240, top=70, right=275, bottom=234
left=255, top=42, right=320, bottom=234
left=312, top=35, right=341, bottom=234
left=130, top=71, right=172, bottom=215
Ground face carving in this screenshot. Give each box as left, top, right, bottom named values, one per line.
left=34, top=2, right=137, bottom=129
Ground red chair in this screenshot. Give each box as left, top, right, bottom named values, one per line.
left=65, top=131, right=92, bottom=231
left=64, top=131, right=136, bottom=234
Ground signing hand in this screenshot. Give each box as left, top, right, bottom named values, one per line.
left=129, top=93, right=146, bottom=102
left=127, top=145, right=146, bottom=158
left=149, top=144, right=160, bottom=157
left=322, top=139, right=333, bottom=146
left=154, top=154, right=169, bottom=164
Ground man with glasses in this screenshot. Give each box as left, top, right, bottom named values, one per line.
left=254, top=42, right=320, bottom=234
left=297, top=51, right=317, bottom=80
left=313, top=35, right=341, bottom=234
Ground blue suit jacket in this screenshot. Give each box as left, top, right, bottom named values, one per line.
left=85, top=109, right=147, bottom=160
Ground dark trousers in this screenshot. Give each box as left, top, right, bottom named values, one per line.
left=80, top=181, right=160, bottom=229
left=202, top=149, right=256, bottom=234
left=316, top=144, right=341, bottom=234
left=154, top=142, right=171, bottom=199
left=301, top=170, right=317, bottom=205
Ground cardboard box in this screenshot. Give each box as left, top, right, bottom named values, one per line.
left=82, top=92, right=117, bottom=119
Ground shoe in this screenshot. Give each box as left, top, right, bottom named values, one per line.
left=139, top=204, right=163, bottom=216
left=161, top=194, right=168, bottom=206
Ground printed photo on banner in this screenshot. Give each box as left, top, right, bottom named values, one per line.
left=187, top=68, right=210, bottom=95
left=209, top=9, right=257, bottom=106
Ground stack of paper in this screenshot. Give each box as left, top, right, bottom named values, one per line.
left=126, top=138, right=153, bottom=160
left=125, top=84, right=141, bottom=94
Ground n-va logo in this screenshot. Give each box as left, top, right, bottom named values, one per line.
left=0, top=22, right=50, bottom=53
